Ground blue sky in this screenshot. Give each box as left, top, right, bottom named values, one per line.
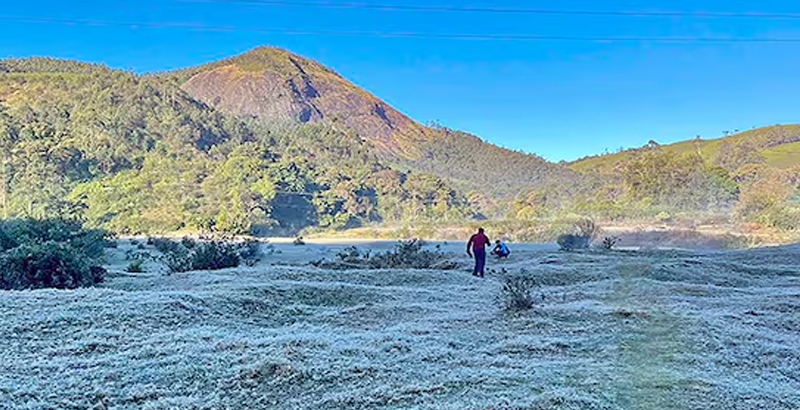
left=2, top=0, right=800, bottom=161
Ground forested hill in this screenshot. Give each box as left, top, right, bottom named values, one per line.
left=0, top=57, right=484, bottom=235
left=164, top=46, right=582, bottom=198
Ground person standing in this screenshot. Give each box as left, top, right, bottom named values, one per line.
left=467, top=227, right=491, bottom=278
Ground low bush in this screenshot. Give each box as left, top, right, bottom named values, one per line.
left=153, top=236, right=261, bottom=273
left=601, top=236, right=621, bottom=250
left=368, top=240, right=453, bottom=270
left=0, top=242, right=105, bottom=290
left=313, top=239, right=456, bottom=270
left=126, top=259, right=145, bottom=273
left=557, top=234, right=589, bottom=251
left=190, top=240, right=241, bottom=271
left=236, top=239, right=263, bottom=267
left=0, top=219, right=113, bottom=258
left=500, top=273, right=537, bottom=312
left=0, top=219, right=110, bottom=290
left=557, top=218, right=600, bottom=251
left=293, top=236, right=306, bottom=246
left=152, top=237, right=181, bottom=255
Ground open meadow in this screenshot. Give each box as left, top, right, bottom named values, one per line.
left=1, top=239, right=799, bottom=409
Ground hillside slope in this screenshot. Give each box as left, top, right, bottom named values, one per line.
left=571, top=125, right=800, bottom=174
left=168, top=47, right=582, bottom=197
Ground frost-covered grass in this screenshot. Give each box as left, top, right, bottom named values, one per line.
left=1, top=241, right=799, bottom=409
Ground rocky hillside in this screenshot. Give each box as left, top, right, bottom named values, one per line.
left=167, top=47, right=433, bottom=160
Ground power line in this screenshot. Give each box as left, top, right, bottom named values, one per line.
left=179, top=0, right=800, bottom=20
left=4, top=16, right=800, bottom=43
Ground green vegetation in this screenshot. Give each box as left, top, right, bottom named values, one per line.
left=154, top=237, right=262, bottom=273
left=312, top=239, right=457, bottom=270
left=0, top=219, right=109, bottom=290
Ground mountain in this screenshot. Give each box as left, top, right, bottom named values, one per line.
left=164, top=47, right=432, bottom=160
left=571, top=125, right=800, bottom=174
left=164, top=47, right=581, bottom=198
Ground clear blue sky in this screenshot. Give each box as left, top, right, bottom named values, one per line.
left=2, top=0, right=800, bottom=161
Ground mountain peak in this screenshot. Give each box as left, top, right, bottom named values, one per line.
left=220, top=46, right=340, bottom=77
left=171, top=47, right=428, bottom=159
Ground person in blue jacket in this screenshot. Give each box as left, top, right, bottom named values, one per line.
left=492, top=240, right=510, bottom=259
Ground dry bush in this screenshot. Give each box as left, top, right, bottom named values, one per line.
left=500, top=272, right=537, bottom=312
left=558, top=218, right=600, bottom=251
left=601, top=236, right=621, bottom=250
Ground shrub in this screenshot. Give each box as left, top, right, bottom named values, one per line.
left=574, top=218, right=600, bottom=241
left=315, top=239, right=456, bottom=270
left=0, top=219, right=113, bottom=259
left=190, top=241, right=240, bottom=271
left=601, top=236, right=621, bottom=250
left=181, top=236, right=197, bottom=249
left=0, top=219, right=111, bottom=290
left=557, top=234, right=589, bottom=251
left=369, top=239, right=451, bottom=269
left=336, top=246, right=367, bottom=263
left=237, top=239, right=263, bottom=267
left=501, top=273, right=537, bottom=312
left=126, top=259, right=145, bottom=273
left=152, top=237, right=181, bottom=255
left=293, top=236, right=306, bottom=246
left=154, top=237, right=257, bottom=273
left=0, top=242, right=104, bottom=290
left=557, top=218, right=600, bottom=251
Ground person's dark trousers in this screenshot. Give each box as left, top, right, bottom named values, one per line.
left=474, top=249, right=486, bottom=277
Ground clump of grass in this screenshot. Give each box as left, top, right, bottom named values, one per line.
left=293, top=236, right=306, bottom=246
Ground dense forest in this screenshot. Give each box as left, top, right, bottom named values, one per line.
left=0, top=58, right=471, bottom=235
left=0, top=52, right=799, bottom=237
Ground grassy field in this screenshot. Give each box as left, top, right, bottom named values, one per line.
left=1, top=240, right=799, bottom=409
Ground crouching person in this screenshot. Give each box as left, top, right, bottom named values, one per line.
left=492, top=240, right=510, bottom=259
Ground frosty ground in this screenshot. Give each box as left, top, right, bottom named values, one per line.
left=1, top=240, right=799, bottom=409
